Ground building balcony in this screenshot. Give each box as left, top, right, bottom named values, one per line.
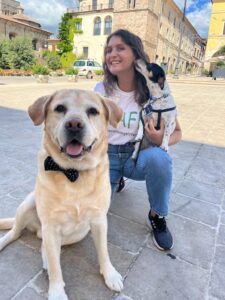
left=67, top=3, right=114, bottom=14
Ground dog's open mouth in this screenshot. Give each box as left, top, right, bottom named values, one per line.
left=62, top=138, right=97, bottom=158
left=62, top=139, right=84, bottom=158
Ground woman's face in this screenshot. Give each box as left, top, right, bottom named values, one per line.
left=105, top=35, right=136, bottom=77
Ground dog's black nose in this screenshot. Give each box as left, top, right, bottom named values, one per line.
left=65, top=118, right=84, bottom=132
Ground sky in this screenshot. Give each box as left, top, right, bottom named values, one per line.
left=20, top=0, right=212, bottom=38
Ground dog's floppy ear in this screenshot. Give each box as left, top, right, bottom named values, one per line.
left=100, top=96, right=123, bottom=128
left=28, top=95, right=52, bottom=125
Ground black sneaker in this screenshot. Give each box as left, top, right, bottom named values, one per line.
left=148, top=211, right=173, bottom=250
left=116, top=177, right=125, bottom=193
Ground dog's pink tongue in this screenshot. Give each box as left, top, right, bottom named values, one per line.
left=66, top=144, right=83, bottom=156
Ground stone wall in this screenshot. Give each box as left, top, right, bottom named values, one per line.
left=0, top=18, right=50, bottom=50
left=0, top=0, right=20, bottom=14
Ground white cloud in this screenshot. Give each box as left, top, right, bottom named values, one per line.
left=19, top=0, right=211, bottom=38
left=186, top=2, right=211, bottom=37
left=20, top=0, right=76, bottom=35
left=174, top=0, right=195, bottom=11
left=174, top=0, right=211, bottom=38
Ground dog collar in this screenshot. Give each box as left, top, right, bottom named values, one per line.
left=44, top=156, right=79, bottom=182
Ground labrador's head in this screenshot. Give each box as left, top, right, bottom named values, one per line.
left=28, top=89, right=122, bottom=170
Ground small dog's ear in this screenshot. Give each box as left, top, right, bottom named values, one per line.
left=28, top=95, right=52, bottom=125
left=100, top=96, right=123, bottom=128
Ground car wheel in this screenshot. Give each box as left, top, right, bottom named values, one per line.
left=86, top=71, right=92, bottom=79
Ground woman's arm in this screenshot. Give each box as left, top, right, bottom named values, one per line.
left=145, top=118, right=182, bottom=146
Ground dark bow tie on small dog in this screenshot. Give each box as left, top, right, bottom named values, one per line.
left=44, top=156, right=79, bottom=182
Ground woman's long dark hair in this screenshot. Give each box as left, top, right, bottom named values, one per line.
left=103, top=29, right=150, bottom=106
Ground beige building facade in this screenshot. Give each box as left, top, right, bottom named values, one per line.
left=204, top=0, right=225, bottom=71
left=157, top=0, right=205, bottom=74
left=0, top=0, right=51, bottom=50
left=68, top=1, right=113, bottom=62
left=68, top=0, right=205, bottom=73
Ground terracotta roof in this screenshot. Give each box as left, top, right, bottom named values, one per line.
left=48, top=38, right=60, bottom=41
left=0, top=15, right=52, bottom=35
left=11, top=14, right=41, bottom=27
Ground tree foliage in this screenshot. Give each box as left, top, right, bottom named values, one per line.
left=213, top=45, right=225, bottom=57
left=42, top=50, right=62, bottom=70
left=47, top=55, right=62, bottom=70
left=60, top=52, right=76, bottom=69
left=0, top=39, right=10, bottom=69
left=0, top=37, right=35, bottom=69
left=57, top=13, right=74, bottom=55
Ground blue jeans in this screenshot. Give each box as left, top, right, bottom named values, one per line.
left=108, top=143, right=173, bottom=216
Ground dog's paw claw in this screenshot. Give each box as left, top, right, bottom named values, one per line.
left=104, top=267, right=124, bottom=292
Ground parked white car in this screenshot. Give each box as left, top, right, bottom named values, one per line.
left=73, top=60, right=103, bottom=79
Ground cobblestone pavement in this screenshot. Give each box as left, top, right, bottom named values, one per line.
left=0, top=76, right=225, bottom=300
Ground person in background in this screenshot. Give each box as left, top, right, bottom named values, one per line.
left=94, top=29, right=182, bottom=251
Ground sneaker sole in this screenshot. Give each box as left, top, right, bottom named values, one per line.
left=152, top=234, right=174, bottom=251
left=146, top=217, right=174, bottom=251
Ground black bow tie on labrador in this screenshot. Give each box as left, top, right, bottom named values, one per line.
left=44, top=156, right=79, bottom=182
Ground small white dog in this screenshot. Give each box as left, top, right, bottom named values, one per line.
left=132, top=60, right=177, bottom=160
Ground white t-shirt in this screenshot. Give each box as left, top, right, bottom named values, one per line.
left=94, top=81, right=141, bottom=145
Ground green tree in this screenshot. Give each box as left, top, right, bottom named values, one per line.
left=0, top=39, right=10, bottom=69
left=213, top=45, right=225, bottom=57
left=57, top=13, right=74, bottom=55
left=7, top=36, right=35, bottom=69
left=47, top=55, right=62, bottom=70
left=60, top=52, right=76, bottom=69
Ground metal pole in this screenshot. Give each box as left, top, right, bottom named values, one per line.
left=173, top=0, right=187, bottom=79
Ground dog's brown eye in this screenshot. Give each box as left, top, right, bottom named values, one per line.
left=55, top=105, right=66, bottom=113
left=87, top=107, right=99, bottom=116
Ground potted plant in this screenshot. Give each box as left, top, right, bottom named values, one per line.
left=94, top=69, right=104, bottom=79
left=65, top=67, right=79, bottom=82
left=32, top=64, right=50, bottom=83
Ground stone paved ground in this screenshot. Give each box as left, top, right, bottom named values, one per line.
left=0, top=76, right=225, bottom=300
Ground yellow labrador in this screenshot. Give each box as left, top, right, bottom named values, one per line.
left=0, top=89, right=123, bottom=300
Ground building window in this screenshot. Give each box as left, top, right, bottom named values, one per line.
left=83, top=47, right=89, bottom=58
left=168, top=11, right=171, bottom=22
left=104, top=16, right=112, bottom=35
left=173, top=17, right=176, bottom=27
left=108, top=0, right=114, bottom=8
left=9, top=32, right=16, bottom=39
left=75, top=22, right=82, bottom=31
left=93, top=17, right=101, bottom=35
left=223, top=23, right=225, bottom=35
left=92, top=0, right=97, bottom=10
left=32, top=39, right=38, bottom=50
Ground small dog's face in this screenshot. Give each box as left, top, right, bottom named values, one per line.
left=135, top=59, right=165, bottom=98
left=28, top=90, right=122, bottom=166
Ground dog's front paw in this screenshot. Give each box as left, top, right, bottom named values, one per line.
left=48, top=288, right=68, bottom=300
left=103, top=265, right=124, bottom=292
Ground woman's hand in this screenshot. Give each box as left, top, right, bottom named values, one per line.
left=145, top=118, right=182, bottom=146
left=145, top=118, right=165, bottom=146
